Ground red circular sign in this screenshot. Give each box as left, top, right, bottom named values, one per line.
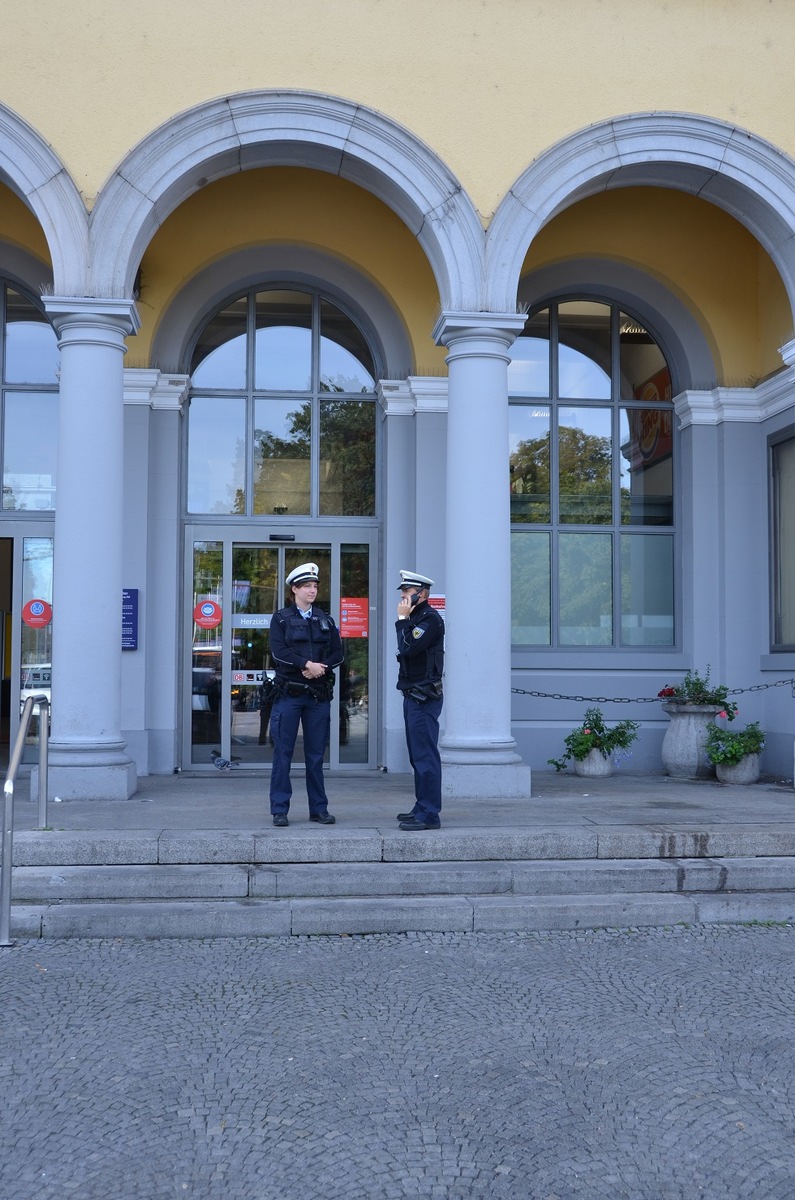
left=22, top=599, right=52, bottom=628
left=193, top=600, right=222, bottom=630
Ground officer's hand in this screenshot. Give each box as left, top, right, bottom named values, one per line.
left=397, top=595, right=413, bottom=620
left=303, top=661, right=327, bottom=678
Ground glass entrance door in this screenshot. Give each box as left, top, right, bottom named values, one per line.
left=185, top=529, right=375, bottom=770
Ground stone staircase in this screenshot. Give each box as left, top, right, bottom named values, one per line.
left=8, top=823, right=795, bottom=938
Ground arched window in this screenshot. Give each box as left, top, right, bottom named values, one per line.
left=1, top=283, right=59, bottom=512
left=510, top=299, right=675, bottom=648
left=186, top=288, right=378, bottom=518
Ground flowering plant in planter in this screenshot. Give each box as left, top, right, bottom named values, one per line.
left=705, top=721, right=765, bottom=766
left=548, top=706, right=639, bottom=772
left=657, top=666, right=738, bottom=721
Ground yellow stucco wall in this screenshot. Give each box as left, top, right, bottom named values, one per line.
left=2, top=0, right=794, bottom=219
left=525, top=189, right=792, bottom=384
left=1, top=2, right=794, bottom=380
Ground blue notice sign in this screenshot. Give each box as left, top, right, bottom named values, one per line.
left=122, top=588, right=139, bottom=650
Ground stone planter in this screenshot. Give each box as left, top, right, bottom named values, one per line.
left=661, top=702, right=722, bottom=779
left=573, top=748, right=614, bottom=777
left=715, top=754, right=760, bottom=785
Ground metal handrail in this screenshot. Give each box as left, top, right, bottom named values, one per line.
left=1, top=694, right=50, bottom=948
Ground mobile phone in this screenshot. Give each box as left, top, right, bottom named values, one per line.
left=410, top=592, right=420, bottom=607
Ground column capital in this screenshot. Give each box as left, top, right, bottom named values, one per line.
left=432, top=309, right=527, bottom=351
left=43, top=295, right=141, bottom=338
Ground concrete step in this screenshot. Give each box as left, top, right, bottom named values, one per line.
left=8, top=889, right=795, bottom=940
left=12, top=856, right=795, bottom=903
left=11, top=823, right=795, bottom=867
left=6, top=856, right=795, bottom=939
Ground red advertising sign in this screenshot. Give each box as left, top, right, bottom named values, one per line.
left=22, top=599, right=52, bottom=628
left=193, top=600, right=222, bottom=630
left=340, top=597, right=369, bottom=638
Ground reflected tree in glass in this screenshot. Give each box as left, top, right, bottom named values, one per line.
left=320, top=401, right=375, bottom=516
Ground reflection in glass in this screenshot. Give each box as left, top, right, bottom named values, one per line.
left=21, top=536, right=53, bottom=760
left=320, top=300, right=375, bottom=392
left=619, top=312, right=671, bottom=401
left=319, top=401, right=376, bottom=516
left=511, top=530, right=550, bottom=645
left=508, top=311, right=550, bottom=396
left=509, top=405, right=550, bottom=523
left=558, top=301, right=611, bottom=399
left=253, top=397, right=311, bottom=515
left=559, top=533, right=612, bottom=645
left=620, top=534, right=674, bottom=646
left=2, top=393, right=57, bottom=510
left=340, top=543, right=369, bottom=763
left=255, top=291, right=312, bottom=391
left=558, top=407, right=612, bottom=524
left=187, top=395, right=246, bottom=514
left=619, top=409, right=674, bottom=525
left=773, top=438, right=795, bottom=647
left=4, top=289, right=59, bottom=384
left=191, top=298, right=247, bottom=389
left=230, top=545, right=280, bottom=764
left=191, top=541, right=223, bottom=758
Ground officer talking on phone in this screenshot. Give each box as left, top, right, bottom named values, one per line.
left=394, top=568, right=445, bottom=831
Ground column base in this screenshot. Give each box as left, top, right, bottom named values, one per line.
left=441, top=760, right=532, bottom=799
left=32, top=758, right=138, bottom=801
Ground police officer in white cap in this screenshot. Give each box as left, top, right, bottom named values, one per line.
left=268, top=562, right=343, bottom=827
left=394, top=568, right=445, bottom=830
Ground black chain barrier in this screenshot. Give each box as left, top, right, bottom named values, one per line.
left=511, top=678, right=795, bottom=705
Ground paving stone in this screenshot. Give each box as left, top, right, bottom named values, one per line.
left=3, top=927, right=795, bottom=1200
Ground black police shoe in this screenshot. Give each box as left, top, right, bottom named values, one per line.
left=309, top=812, right=336, bottom=824
left=272, top=814, right=289, bottom=827
left=396, top=811, right=417, bottom=822
left=398, top=818, right=441, bottom=832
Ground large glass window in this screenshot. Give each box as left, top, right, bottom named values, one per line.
left=1, top=285, right=59, bottom=511
left=510, top=299, right=675, bottom=648
left=772, top=436, right=795, bottom=651
left=187, top=288, right=377, bottom=518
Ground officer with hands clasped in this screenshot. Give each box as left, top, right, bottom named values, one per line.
left=394, top=568, right=445, bottom=831
left=268, top=562, right=344, bottom=827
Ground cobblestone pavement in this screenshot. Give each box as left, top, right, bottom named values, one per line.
left=2, top=925, right=795, bottom=1200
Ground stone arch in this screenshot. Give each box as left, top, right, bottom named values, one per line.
left=89, top=91, right=485, bottom=311
left=0, top=104, right=88, bottom=293
left=486, top=112, right=795, bottom=322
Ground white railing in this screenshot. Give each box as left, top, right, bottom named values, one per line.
left=1, top=694, right=50, bottom=948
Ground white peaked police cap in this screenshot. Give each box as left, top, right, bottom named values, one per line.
left=287, top=562, right=320, bottom=587
left=397, top=568, right=434, bottom=591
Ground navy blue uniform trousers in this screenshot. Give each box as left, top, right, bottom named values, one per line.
left=403, top=692, right=443, bottom=822
left=269, top=692, right=331, bottom=816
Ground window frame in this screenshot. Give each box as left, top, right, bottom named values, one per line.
left=509, top=297, right=678, bottom=653
left=0, top=281, right=60, bottom=516
left=184, top=284, right=381, bottom=522
left=770, top=430, right=795, bottom=653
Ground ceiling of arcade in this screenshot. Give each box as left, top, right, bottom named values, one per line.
left=522, top=188, right=792, bottom=387
left=132, top=168, right=447, bottom=374
left=2, top=167, right=789, bottom=388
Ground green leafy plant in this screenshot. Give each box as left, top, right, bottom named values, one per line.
left=548, top=706, right=639, bottom=772
left=705, top=721, right=765, bottom=766
left=657, top=666, right=738, bottom=721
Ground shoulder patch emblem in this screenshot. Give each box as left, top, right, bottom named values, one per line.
left=412, top=626, right=425, bottom=639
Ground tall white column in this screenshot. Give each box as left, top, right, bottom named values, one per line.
left=432, top=312, right=532, bottom=797
left=42, top=297, right=140, bottom=799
